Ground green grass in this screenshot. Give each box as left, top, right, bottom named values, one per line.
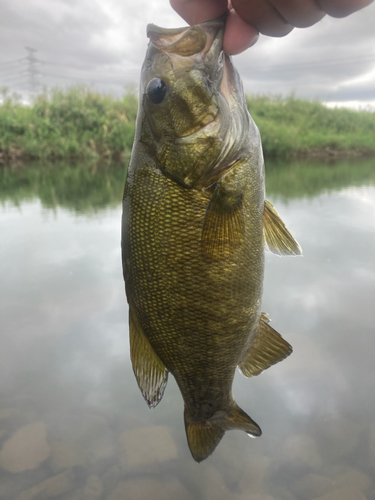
left=1, top=87, right=375, bottom=162
left=247, top=94, right=375, bottom=158
left=0, top=86, right=138, bottom=162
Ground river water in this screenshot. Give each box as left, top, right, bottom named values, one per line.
left=0, top=158, right=374, bottom=500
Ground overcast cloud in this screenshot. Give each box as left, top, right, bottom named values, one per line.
left=1, top=0, right=374, bottom=107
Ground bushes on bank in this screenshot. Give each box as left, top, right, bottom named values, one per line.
left=1, top=87, right=375, bottom=162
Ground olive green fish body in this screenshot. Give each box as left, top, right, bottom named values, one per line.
left=124, top=145, right=264, bottom=415
left=122, top=18, right=301, bottom=462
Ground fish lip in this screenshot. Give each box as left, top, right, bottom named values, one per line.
left=147, top=15, right=226, bottom=38
left=220, top=54, right=233, bottom=101
left=146, top=17, right=225, bottom=58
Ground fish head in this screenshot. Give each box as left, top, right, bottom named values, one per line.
left=138, top=17, right=253, bottom=188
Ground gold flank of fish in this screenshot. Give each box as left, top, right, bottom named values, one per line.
left=121, top=17, right=302, bottom=462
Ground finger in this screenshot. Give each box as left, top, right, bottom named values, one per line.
left=231, top=0, right=294, bottom=37
left=170, top=0, right=228, bottom=25
left=269, top=0, right=325, bottom=28
left=316, top=0, right=374, bottom=18
left=224, top=9, right=259, bottom=54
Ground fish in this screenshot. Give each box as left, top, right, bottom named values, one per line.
left=121, top=17, right=302, bottom=462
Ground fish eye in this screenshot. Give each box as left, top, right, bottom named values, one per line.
left=146, top=78, right=167, bottom=104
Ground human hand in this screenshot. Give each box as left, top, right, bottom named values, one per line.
left=170, top=0, right=374, bottom=55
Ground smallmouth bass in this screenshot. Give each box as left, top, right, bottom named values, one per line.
left=122, top=17, right=301, bottom=462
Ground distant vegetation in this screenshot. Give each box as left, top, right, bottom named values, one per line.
left=1, top=86, right=375, bottom=163
left=247, top=94, right=375, bottom=159
left=0, top=86, right=137, bottom=163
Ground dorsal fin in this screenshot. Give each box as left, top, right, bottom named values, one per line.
left=239, top=314, right=293, bottom=377
left=129, top=307, right=168, bottom=408
left=263, top=199, right=302, bottom=256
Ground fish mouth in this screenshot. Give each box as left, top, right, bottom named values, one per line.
left=147, top=17, right=237, bottom=104
left=147, top=16, right=225, bottom=59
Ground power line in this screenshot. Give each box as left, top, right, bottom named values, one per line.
left=39, top=71, right=125, bottom=86
left=10, top=80, right=31, bottom=90
left=0, top=61, right=28, bottom=78
left=24, top=46, right=41, bottom=93
left=249, top=57, right=375, bottom=76
left=36, top=59, right=84, bottom=69
left=0, top=57, right=27, bottom=68
left=0, top=71, right=29, bottom=84
left=0, top=68, right=28, bottom=79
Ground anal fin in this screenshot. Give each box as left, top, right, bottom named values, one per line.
left=239, top=313, right=293, bottom=377
left=129, top=307, right=168, bottom=408
left=263, top=199, right=302, bottom=256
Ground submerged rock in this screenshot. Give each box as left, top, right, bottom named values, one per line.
left=107, top=478, right=192, bottom=500
left=19, top=468, right=76, bottom=500
left=83, top=475, right=103, bottom=499
left=369, top=422, right=375, bottom=470
left=200, top=463, right=234, bottom=500
left=313, top=417, right=361, bottom=461
left=0, top=408, right=17, bottom=420
left=310, top=488, right=367, bottom=500
left=292, top=466, right=371, bottom=500
left=0, top=421, right=50, bottom=473
left=238, top=455, right=271, bottom=495
left=48, top=413, right=115, bottom=471
left=49, top=441, right=85, bottom=471
left=120, top=425, right=178, bottom=467
left=292, top=473, right=334, bottom=499
left=281, top=434, right=322, bottom=471
left=331, top=467, right=371, bottom=491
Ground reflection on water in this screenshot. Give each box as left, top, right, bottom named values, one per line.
left=0, top=158, right=374, bottom=499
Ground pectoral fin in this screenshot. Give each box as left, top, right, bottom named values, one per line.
left=201, top=183, right=244, bottom=260
left=239, top=314, right=293, bottom=377
left=263, top=199, right=302, bottom=256
left=129, top=307, right=168, bottom=408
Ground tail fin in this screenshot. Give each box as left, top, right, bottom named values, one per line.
left=184, top=403, right=261, bottom=462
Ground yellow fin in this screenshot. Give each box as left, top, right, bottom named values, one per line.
left=201, top=183, right=244, bottom=261
left=263, top=199, right=302, bottom=256
left=129, top=307, right=168, bottom=408
left=239, top=314, right=293, bottom=377
left=184, top=410, right=225, bottom=463
left=184, top=403, right=261, bottom=462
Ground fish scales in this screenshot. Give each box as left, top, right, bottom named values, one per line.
left=122, top=17, right=301, bottom=462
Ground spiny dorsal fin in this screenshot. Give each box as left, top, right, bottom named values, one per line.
left=239, top=313, right=293, bottom=377
left=129, top=307, right=168, bottom=408
left=263, top=199, right=302, bottom=256
left=201, top=183, right=244, bottom=261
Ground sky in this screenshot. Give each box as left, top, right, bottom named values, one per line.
left=1, top=0, right=375, bottom=108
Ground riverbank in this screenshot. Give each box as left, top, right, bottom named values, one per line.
left=0, top=87, right=138, bottom=163
left=247, top=94, right=375, bottom=159
left=1, top=87, right=374, bottom=163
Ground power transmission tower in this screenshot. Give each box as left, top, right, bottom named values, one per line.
left=25, top=46, right=40, bottom=93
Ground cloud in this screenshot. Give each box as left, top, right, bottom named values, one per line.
left=0, top=0, right=374, bottom=105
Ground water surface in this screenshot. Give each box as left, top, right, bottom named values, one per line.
left=0, top=158, right=374, bottom=500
